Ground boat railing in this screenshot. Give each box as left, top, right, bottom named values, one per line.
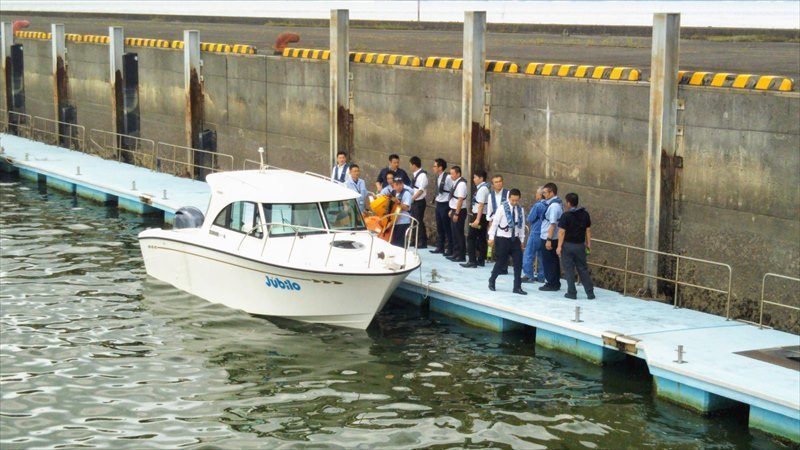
left=155, top=141, right=234, bottom=179
left=381, top=211, right=419, bottom=267
left=759, top=273, right=800, bottom=329
left=303, top=170, right=346, bottom=185
left=31, top=116, right=86, bottom=151
left=243, top=158, right=288, bottom=170
left=589, top=238, right=733, bottom=318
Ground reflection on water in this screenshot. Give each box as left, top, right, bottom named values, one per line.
left=0, top=175, right=789, bottom=449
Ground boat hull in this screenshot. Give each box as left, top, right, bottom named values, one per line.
left=139, top=235, right=415, bottom=329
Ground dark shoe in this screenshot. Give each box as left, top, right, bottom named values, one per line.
left=587, top=293, right=596, bottom=300
left=443, top=252, right=453, bottom=257
left=429, top=248, right=444, bottom=254
left=488, top=280, right=496, bottom=291
left=539, top=285, right=559, bottom=292
left=513, top=288, right=528, bottom=295
left=451, top=257, right=466, bottom=263
left=460, top=262, right=478, bottom=268
left=564, top=293, right=577, bottom=300
left=445, top=255, right=458, bottom=261
left=417, top=245, right=428, bottom=249
left=521, top=275, right=533, bottom=284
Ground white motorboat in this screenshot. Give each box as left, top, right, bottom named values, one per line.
left=138, top=165, right=421, bottom=329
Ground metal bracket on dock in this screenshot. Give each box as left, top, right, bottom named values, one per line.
left=602, top=330, right=641, bottom=355
left=139, top=193, right=153, bottom=205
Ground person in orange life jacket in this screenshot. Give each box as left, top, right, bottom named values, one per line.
left=331, top=151, right=350, bottom=183
left=462, top=169, right=491, bottom=268
left=408, top=156, right=428, bottom=249
left=388, top=178, right=414, bottom=247
left=447, top=165, right=468, bottom=262
left=539, top=182, right=564, bottom=291
left=488, top=189, right=527, bottom=295
left=557, top=193, right=596, bottom=300
left=376, top=154, right=410, bottom=192
left=345, top=164, right=367, bottom=212
left=486, top=174, right=509, bottom=274
left=430, top=158, right=454, bottom=256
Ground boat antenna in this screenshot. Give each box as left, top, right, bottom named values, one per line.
left=258, top=147, right=266, bottom=172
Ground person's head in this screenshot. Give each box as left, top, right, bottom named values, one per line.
left=535, top=186, right=544, bottom=201
left=433, top=158, right=447, bottom=174
left=491, top=175, right=504, bottom=192
left=349, top=163, right=360, bottom=180
left=409, top=156, right=421, bottom=170
left=565, top=192, right=579, bottom=208
left=542, top=182, right=558, bottom=199
left=508, top=188, right=521, bottom=206
left=388, top=154, right=400, bottom=170
left=472, top=168, right=487, bottom=185
left=336, top=151, right=347, bottom=166
left=392, top=178, right=405, bottom=192
left=385, top=171, right=395, bottom=186
left=450, top=165, right=461, bottom=180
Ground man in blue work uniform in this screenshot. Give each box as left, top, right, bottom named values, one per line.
left=488, top=188, right=527, bottom=295
left=539, top=183, right=564, bottom=291
left=522, top=187, right=547, bottom=283
left=345, top=164, right=367, bottom=212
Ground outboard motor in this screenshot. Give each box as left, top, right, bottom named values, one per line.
left=173, top=206, right=205, bottom=229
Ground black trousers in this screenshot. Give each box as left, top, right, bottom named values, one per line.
left=562, top=241, right=595, bottom=295
left=410, top=199, right=428, bottom=248
left=391, top=223, right=410, bottom=247
left=450, top=208, right=467, bottom=259
left=541, top=238, right=561, bottom=288
left=434, top=201, right=452, bottom=252
left=465, top=214, right=488, bottom=264
left=490, top=236, right=523, bottom=290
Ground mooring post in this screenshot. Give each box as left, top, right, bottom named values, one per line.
left=330, top=9, right=350, bottom=168
left=462, top=11, right=486, bottom=193
left=51, top=24, right=67, bottom=122
left=183, top=30, right=201, bottom=154
left=109, top=26, right=124, bottom=135
left=644, top=13, right=680, bottom=296
left=1, top=22, right=14, bottom=114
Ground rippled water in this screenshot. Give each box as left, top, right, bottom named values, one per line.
left=0, top=174, right=790, bottom=449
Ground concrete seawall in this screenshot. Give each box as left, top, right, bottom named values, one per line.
left=1, top=19, right=798, bottom=332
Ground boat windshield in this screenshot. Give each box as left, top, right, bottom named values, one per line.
left=321, top=199, right=366, bottom=232
left=262, top=203, right=326, bottom=236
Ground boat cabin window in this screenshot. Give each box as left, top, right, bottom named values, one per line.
left=212, top=201, right=263, bottom=238
left=262, top=203, right=325, bottom=236
left=321, top=199, right=366, bottom=231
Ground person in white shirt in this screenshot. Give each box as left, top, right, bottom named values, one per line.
left=447, top=165, right=468, bottom=262
left=344, top=164, right=367, bottom=212
left=462, top=169, right=491, bottom=268
left=331, top=151, right=350, bottom=184
left=430, top=158, right=454, bottom=256
left=408, top=156, right=428, bottom=249
left=488, top=189, right=527, bottom=295
left=486, top=174, right=510, bottom=274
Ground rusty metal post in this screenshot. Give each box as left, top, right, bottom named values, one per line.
left=1, top=22, right=14, bottom=114
left=51, top=24, right=67, bottom=121
left=462, top=11, right=486, bottom=192
left=109, top=26, right=124, bottom=135
left=330, top=9, right=350, bottom=168
left=644, top=13, right=680, bottom=296
left=184, top=30, right=202, bottom=153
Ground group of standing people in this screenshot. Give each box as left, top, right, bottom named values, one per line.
left=332, top=152, right=595, bottom=300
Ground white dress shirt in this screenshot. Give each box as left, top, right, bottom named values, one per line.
left=488, top=203, right=526, bottom=242
left=434, top=173, right=453, bottom=203
left=411, top=169, right=428, bottom=201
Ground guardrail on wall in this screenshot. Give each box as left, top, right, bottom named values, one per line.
left=759, top=273, right=800, bottom=329
left=89, top=129, right=156, bottom=169
left=589, top=238, right=733, bottom=318
left=31, top=116, right=86, bottom=151
left=156, top=141, right=234, bottom=178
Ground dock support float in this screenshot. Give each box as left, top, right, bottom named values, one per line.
left=749, top=406, right=800, bottom=444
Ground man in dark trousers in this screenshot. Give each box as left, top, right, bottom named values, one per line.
left=539, top=183, right=563, bottom=292
left=447, top=165, right=468, bottom=262
left=462, top=169, right=490, bottom=268
left=408, top=156, right=428, bottom=249
left=488, top=189, right=527, bottom=295
left=557, top=193, right=596, bottom=300
left=430, top=158, right=453, bottom=256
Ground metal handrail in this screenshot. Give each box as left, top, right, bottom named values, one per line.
left=303, top=170, right=346, bottom=184
left=89, top=129, right=156, bottom=169
left=381, top=211, right=419, bottom=268
left=6, top=111, right=33, bottom=138
left=588, top=238, right=733, bottom=318
left=759, top=273, right=800, bottom=329
left=31, top=116, right=86, bottom=150
left=155, top=141, right=234, bottom=178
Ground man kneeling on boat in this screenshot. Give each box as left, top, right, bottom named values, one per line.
left=388, top=178, right=414, bottom=247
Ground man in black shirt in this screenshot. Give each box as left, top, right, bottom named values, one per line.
left=556, top=193, right=596, bottom=300
left=376, top=154, right=411, bottom=191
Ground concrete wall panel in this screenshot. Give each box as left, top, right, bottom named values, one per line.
left=67, top=43, right=113, bottom=134
left=18, top=39, right=53, bottom=120
left=135, top=47, right=184, bottom=147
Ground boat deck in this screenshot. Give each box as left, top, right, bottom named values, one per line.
left=1, top=133, right=798, bottom=442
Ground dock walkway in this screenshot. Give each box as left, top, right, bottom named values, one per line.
left=1, top=133, right=798, bottom=443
